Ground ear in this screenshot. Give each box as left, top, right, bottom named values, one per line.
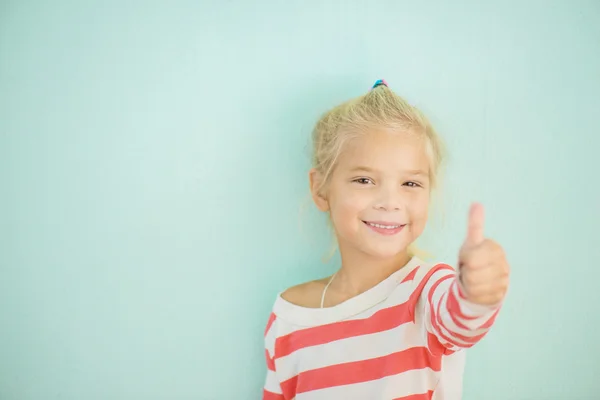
left=309, top=168, right=330, bottom=212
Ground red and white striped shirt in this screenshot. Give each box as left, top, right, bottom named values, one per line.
left=262, top=257, right=501, bottom=400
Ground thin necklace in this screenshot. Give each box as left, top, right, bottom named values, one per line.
left=320, top=271, right=338, bottom=308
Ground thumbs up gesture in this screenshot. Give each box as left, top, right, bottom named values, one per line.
left=458, top=203, right=510, bottom=306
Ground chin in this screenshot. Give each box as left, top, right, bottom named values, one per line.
left=362, top=244, right=410, bottom=260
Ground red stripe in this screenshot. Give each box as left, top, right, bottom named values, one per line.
left=447, top=284, right=477, bottom=321
left=275, top=301, right=413, bottom=359
left=393, top=390, right=434, bottom=400
left=426, top=331, right=446, bottom=356
left=280, top=347, right=441, bottom=398
left=275, top=264, right=447, bottom=359
left=446, top=283, right=474, bottom=329
left=407, top=264, right=454, bottom=320
left=436, top=294, right=486, bottom=345
left=478, top=308, right=500, bottom=329
left=265, top=349, right=276, bottom=371
left=446, top=283, right=478, bottom=321
left=447, top=281, right=501, bottom=329
left=448, top=306, right=470, bottom=330
left=427, top=275, right=469, bottom=348
left=280, top=375, right=298, bottom=400
left=262, top=389, right=284, bottom=400
left=428, top=280, right=488, bottom=347
left=264, top=313, right=276, bottom=336
left=401, top=265, right=420, bottom=283
left=418, top=265, right=454, bottom=297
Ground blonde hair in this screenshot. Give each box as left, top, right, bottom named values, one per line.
left=310, top=82, right=446, bottom=260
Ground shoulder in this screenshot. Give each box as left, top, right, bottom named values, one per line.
left=410, top=261, right=456, bottom=291
left=280, top=277, right=330, bottom=309
left=428, top=262, right=456, bottom=276
left=415, top=262, right=457, bottom=296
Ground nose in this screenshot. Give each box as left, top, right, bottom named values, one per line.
left=374, top=184, right=403, bottom=211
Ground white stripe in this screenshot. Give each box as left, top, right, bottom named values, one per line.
left=265, top=318, right=278, bottom=357
left=276, top=318, right=427, bottom=381
left=437, top=303, right=471, bottom=348
left=275, top=280, right=415, bottom=337
left=264, top=369, right=282, bottom=394
left=450, top=283, right=498, bottom=328
left=426, top=281, right=472, bottom=349
left=423, top=268, right=456, bottom=296
left=427, top=280, right=490, bottom=348
left=294, top=367, right=438, bottom=400
left=438, top=286, right=490, bottom=337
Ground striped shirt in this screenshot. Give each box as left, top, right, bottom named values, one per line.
left=262, top=257, right=501, bottom=400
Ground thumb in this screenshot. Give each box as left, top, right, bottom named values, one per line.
left=464, top=202, right=485, bottom=247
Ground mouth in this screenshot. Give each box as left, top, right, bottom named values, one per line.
left=362, top=220, right=406, bottom=236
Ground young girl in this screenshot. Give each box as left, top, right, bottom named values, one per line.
left=262, top=80, right=510, bottom=400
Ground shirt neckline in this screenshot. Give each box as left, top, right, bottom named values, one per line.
left=273, top=256, right=423, bottom=327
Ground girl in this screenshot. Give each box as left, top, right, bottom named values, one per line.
left=262, top=79, right=510, bottom=400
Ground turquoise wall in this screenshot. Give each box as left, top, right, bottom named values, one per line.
left=1, top=1, right=598, bottom=399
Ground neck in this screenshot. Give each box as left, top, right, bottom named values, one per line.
left=334, top=243, right=412, bottom=297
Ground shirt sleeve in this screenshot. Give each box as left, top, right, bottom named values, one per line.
left=420, top=263, right=502, bottom=354
left=263, top=312, right=284, bottom=400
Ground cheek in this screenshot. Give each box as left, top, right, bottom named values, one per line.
left=339, top=191, right=371, bottom=212
left=331, top=185, right=370, bottom=212
left=328, top=188, right=371, bottom=228
left=409, top=193, right=430, bottom=227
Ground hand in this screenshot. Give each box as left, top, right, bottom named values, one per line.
left=458, top=203, right=510, bottom=306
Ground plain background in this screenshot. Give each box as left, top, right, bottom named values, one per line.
left=1, top=1, right=599, bottom=399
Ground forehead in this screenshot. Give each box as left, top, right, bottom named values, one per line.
left=336, top=129, right=430, bottom=173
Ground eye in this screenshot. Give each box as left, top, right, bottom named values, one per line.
left=404, top=181, right=422, bottom=188
left=352, top=177, right=374, bottom=185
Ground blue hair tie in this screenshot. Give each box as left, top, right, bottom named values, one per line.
left=371, top=79, right=388, bottom=90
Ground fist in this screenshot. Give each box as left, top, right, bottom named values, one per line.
left=458, top=203, right=510, bottom=306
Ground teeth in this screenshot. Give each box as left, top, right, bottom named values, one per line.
left=368, top=222, right=400, bottom=229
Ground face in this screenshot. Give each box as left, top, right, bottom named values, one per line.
left=311, top=129, right=432, bottom=260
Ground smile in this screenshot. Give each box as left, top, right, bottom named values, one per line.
left=363, top=221, right=406, bottom=235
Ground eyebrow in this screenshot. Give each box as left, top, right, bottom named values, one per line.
left=350, top=166, right=428, bottom=177
left=349, top=166, right=376, bottom=173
